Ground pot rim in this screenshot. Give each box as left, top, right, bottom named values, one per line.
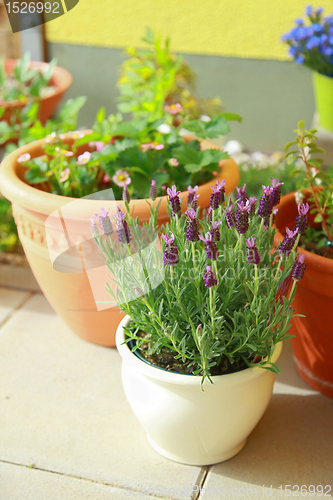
left=275, top=191, right=333, bottom=271
left=116, top=315, right=282, bottom=387
left=2, top=59, right=73, bottom=110
left=0, top=133, right=239, bottom=218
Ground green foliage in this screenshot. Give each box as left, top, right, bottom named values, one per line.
left=284, top=123, right=333, bottom=253
left=0, top=53, right=57, bottom=103
left=0, top=197, right=18, bottom=253
left=93, top=185, right=302, bottom=383
left=20, top=106, right=240, bottom=199
left=117, top=28, right=224, bottom=121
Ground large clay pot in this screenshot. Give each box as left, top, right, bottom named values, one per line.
left=1, top=60, right=72, bottom=124
left=274, top=192, right=333, bottom=398
left=0, top=135, right=240, bottom=347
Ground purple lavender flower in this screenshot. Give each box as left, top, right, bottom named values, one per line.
left=167, top=185, right=181, bottom=217
left=95, top=208, right=113, bottom=235
left=271, top=178, right=284, bottom=207
left=203, top=265, right=217, bottom=288
left=185, top=208, right=200, bottom=242
left=236, top=183, right=249, bottom=204
left=150, top=180, right=157, bottom=200
left=235, top=201, right=250, bottom=234
left=292, top=254, right=306, bottom=281
left=210, top=179, right=225, bottom=210
left=162, top=232, right=179, bottom=265
left=246, top=237, right=261, bottom=265
left=187, top=185, right=198, bottom=207
left=258, top=185, right=274, bottom=219
left=210, top=221, right=222, bottom=242
left=199, top=232, right=219, bottom=260
left=225, top=204, right=235, bottom=229
left=90, top=217, right=100, bottom=237
left=114, top=208, right=132, bottom=244
left=279, top=227, right=299, bottom=257
left=248, top=196, right=257, bottom=217
left=190, top=193, right=200, bottom=211
left=295, top=202, right=309, bottom=234
left=122, top=185, right=131, bottom=203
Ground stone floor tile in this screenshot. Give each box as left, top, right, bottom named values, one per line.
left=0, top=264, right=40, bottom=292
left=0, top=461, right=168, bottom=500
left=0, top=294, right=203, bottom=500
left=0, top=287, right=30, bottom=326
left=202, top=340, right=333, bottom=499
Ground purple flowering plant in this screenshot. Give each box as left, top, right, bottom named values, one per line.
left=282, top=5, right=333, bottom=76
left=91, top=179, right=305, bottom=384
left=284, top=121, right=333, bottom=257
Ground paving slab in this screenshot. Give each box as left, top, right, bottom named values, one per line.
left=0, top=460, right=169, bottom=500
left=0, top=286, right=30, bottom=326
left=203, top=340, right=333, bottom=499
left=0, top=263, right=40, bottom=292
left=0, top=294, right=203, bottom=500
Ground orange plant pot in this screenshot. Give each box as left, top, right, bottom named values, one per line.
left=0, top=135, right=240, bottom=347
left=1, top=60, right=73, bottom=125
left=274, top=192, right=333, bottom=398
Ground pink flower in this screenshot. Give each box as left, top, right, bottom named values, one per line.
left=96, top=141, right=105, bottom=152
left=103, top=173, right=111, bottom=183
left=164, top=103, right=183, bottom=114
left=112, top=170, right=131, bottom=187
left=55, top=147, right=74, bottom=157
left=154, top=144, right=165, bottom=150
left=140, top=143, right=154, bottom=152
left=17, top=153, right=31, bottom=163
left=169, top=158, right=179, bottom=167
left=77, top=152, right=91, bottom=165
left=60, top=168, right=70, bottom=183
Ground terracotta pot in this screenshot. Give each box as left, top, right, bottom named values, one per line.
left=274, top=192, right=333, bottom=398
left=0, top=135, right=240, bottom=347
left=1, top=60, right=72, bottom=125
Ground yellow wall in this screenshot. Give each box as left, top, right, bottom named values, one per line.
left=47, top=0, right=333, bottom=60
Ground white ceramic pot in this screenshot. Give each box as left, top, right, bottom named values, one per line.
left=116, top=316, right=282, bottom=466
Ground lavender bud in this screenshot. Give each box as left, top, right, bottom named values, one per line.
left=162, top=232, right=179, bottom=266
left=95, top=208, right=113, bottom=236
left=225, top=204, right=235, bottom=229
left=236, top=183, right=248, bottom=204
left=90, top=217, right=100, bottom=237
left=203, top=265, right=217, bottom=288
left=271, top=178, right=284, bottom=206
left=167, top=185, right=181, bottom=217
left=185, top=208, right=200, bottom=242
left=190, top=193, right=200, bottom=211
left=114, top=209, right=131, bottom=244
left=207, top=207, right=213, bottom=224
left=199, top=232, right=219, bottom=261
left=295, top=203, right=309, bottom=234
left=246, top=237, right=261, bottom=265
left=187, top=185, right=198, bottom=207
left=248, top=197, right=257, bottom=217
left=291, top=254, right=306, bottom=281
left=122, top=185, right=131, bottom=203
left=235, top=201, right=250, bottom=234
left=258, top=185, right=274, bottom=219
left=210, top=221, right=221, bottom=242
left=209, top=180, right=225, bottom=210
left=150, top=180, right=157, bottom=200
left=279, top=227, right=298, bottom=257
left=133, top=286, right=144, bottom=297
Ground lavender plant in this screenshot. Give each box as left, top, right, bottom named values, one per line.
left=282, top=6, right=333, bottom=76
left=285, top=121, right=333, bottom=257
left=91, top=179, right=306, bottom=384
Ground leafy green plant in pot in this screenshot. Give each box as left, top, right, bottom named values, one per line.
left=117, top=28, right=224, bottom=122
left=91, top=177, right=305, bottom=465
left=282, top=6, right=333, bottom=131
left=274, top=121, right=333, bottom=397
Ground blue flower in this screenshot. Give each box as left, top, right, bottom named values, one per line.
left=295, top=18, right=304, bottom=26
left=305, top=5, right=313, bottom=17
left=321, top=45, right=333, bottom=57
left=295, top=54, right=305, bottom=64
left=312, top=23, right=324, bottom=34
left=306, top=37, right=320, bottom=50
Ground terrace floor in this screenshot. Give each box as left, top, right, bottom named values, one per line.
left=0, top=262, right=332, bottom=500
